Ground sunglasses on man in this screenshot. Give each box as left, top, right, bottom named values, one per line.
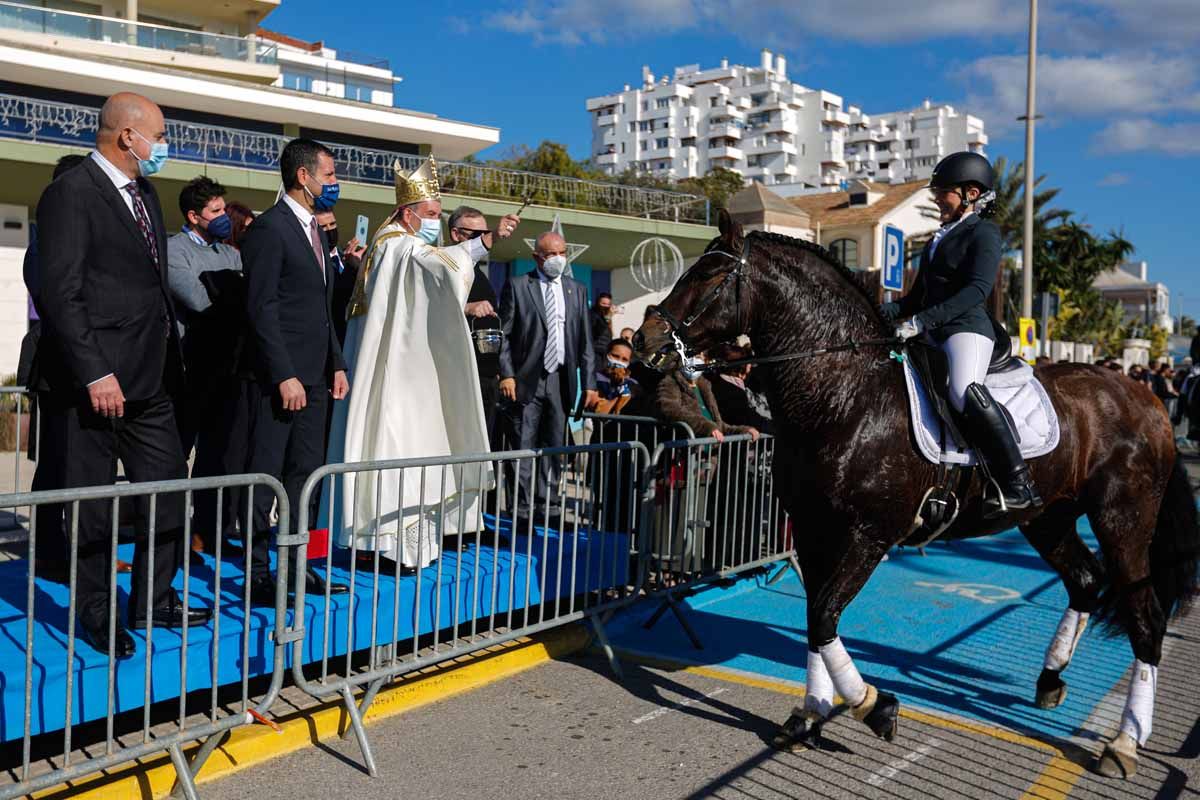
left=453, top=227, right=489, bottom=240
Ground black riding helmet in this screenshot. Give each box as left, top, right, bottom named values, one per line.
left=928, top=151, right=994, bottom=192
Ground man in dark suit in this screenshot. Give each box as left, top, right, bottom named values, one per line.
left=36, top=92, right=212, bottom=657
left=499, top=231, right=598, bottom=510
left=239, top=138, right=350, bottom=605
left=448, top=205, right=502, bottom=447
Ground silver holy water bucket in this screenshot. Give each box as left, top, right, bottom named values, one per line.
left=471, top=317, right=503, bottom=355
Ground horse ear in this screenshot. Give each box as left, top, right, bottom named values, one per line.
left=717, top=208, right=743, bottom=249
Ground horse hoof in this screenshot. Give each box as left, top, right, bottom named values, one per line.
left=1035, top=669, right=1067, bottom=709
left=772, top=708, right=824, bottom=752
left=863, top=690, right=900, bottom=742
left=1093, top=733, right=1138, bottom=779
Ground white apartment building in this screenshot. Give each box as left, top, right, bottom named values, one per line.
left=260, top=28, right=398, bottom=107
left=586, top=50, right=987, bottom=191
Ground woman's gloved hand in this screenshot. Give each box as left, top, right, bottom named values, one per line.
left=879, top=302, right=901, bottom=322
left=895, top=317, right=923, bottom=341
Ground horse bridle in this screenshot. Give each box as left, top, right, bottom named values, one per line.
left=646, top=238, right=751, bottom=370
left=645, top=235, right=900, bottom=373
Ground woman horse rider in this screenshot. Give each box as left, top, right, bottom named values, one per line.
left=881, top=151, right=1042, bottom=516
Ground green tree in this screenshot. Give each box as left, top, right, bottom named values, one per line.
left=677, top=167, right=747, bottom=210
left=1180, top=315, right=1197, bottom=337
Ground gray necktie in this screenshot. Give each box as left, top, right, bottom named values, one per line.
left=544, top=281, right=559, bottom=373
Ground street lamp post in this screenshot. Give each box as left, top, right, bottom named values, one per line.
left=1020, top=0, right=1039, bottom=322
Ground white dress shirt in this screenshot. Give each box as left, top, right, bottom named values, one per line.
left=929, top=210, right=974, bottom=258
left=90, top=150, right=138, bottom=220
left=537, top=270, right=566, bottom=371
left=282, top=191, right=315, bottom=232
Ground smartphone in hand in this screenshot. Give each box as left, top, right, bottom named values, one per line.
left=355, top=214, right=369, bottom=245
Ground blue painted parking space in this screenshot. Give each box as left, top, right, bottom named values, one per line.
left=608, top=522, right=1133, bottom=742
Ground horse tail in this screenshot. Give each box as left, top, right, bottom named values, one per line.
left=1148, top=451, right=1200, bottom=621
left=1093, top=449, right=1199, bottom=634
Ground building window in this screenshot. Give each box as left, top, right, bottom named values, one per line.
left=641, top=100, right=649, bottom=111
left=344, top=81, right=374, bottom=103
left=282, top=72, right=312, bottom=92
left=656, top=137, right=669, bottom=149
left=828, top=238, right=859, bottom=268
left=710, top=96, right=721, bottom=107
left=775, top=173, right=790, bottom=183
left=656, top=97, right=670, bottom=108
left=640, top=140, right=649, bottom=151
left=620, top=142, right=626, bottom=154
left=638, top=120, right=652, bottom=131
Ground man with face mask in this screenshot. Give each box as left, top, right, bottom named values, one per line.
left=498, top=231, right=599, bottom=514
left=320, top=157, right=520, bottom=570
left=166, top=176, right=246, bottom=558
left=36, top=92, right=211, bottom=657
left=166, top=176, right=242, bottom=452
left=240, top=137, right=350, bottom=604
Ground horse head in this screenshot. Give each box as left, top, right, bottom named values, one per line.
left=633, top=209, right=751, bottom=372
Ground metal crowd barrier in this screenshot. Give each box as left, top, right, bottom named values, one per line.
left=0, top=474, right=290, bottom=800
left=0, top=385, right=36, bottom=534
left=640, top=434, right=798, bottom=648
left=571, top=412, right=695, bottom=451
left=286, top=441, right=652, bottom=776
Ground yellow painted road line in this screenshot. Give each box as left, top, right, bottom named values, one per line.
left=609, top=645, right=1088, bottom=800
left=35, top=625, right=590, bottom=800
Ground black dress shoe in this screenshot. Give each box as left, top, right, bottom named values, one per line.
left=130, top=598, right=213, bottom=629
left=305, top=564, right=350, bottom=595
left=79, top=607, right=135, bottom=659
left=247, top=574, right=277, bottom=607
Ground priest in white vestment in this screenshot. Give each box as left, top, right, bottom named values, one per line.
left=322, top=156, right=521, bottom=568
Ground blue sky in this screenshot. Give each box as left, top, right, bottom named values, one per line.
left=267, top=0, right=1199, bottom=314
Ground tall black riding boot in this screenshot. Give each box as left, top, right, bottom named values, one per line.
left=962, top=382, right=1043, bottom=517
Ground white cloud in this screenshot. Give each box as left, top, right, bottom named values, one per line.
left=1097, top=172, right=1132, bottom=186
left=1092, top=120, right=1200, bottom=156
left=963, top=54, right=1200, bottom=136
left=482, top=0, right=1026, bottom=46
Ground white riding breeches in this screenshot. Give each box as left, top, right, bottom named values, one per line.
left=939, top=332, right=993, bottom=412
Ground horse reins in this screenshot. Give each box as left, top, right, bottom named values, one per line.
left=698, top=337, right=902, bottom=374
left=648, top=236, right=900, bottom=373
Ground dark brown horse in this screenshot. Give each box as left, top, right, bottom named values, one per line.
left=633, top=211, right=1199, bottom=778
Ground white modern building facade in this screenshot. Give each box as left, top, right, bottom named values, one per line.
left=586, top=49, right=987, bottom=191
left=1093, top=261, right=1174, bottom=335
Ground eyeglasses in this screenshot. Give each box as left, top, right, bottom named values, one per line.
left=454, top=227, right=488, bottom=239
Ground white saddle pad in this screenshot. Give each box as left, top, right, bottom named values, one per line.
left=902, top=357, right=1060, bottom=466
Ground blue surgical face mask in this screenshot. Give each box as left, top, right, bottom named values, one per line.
left=417, top=216, right=441, bottom=244
left=202, top=212, right=232, bottom=241
left=132, top=129, right=168, bottom=176
left=304, top=176, right=340, bottom=211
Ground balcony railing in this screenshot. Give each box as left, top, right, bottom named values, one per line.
left=0, top=0, right=277, bottom=64
left=0, top=93, right=709, bottom=224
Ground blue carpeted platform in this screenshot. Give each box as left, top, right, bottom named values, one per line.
left=608, top=520, right=1136, bottom=741
left=0, top=519, right=629, bottom=742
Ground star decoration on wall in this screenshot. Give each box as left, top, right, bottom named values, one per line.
left=524, top=213, right=589, bottom=277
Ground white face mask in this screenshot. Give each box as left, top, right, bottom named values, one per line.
left=416, top=216, right=441, bottom=245
left=540, top=255, right=567, bottom=279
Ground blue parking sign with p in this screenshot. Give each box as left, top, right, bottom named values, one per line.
left=882, top=225, right=904, bottom=293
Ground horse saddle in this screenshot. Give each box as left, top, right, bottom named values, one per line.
left=901, top=328, right=1060, bottom=467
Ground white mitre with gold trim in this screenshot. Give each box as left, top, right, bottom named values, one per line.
left=393, top=156, right=440, bottom=207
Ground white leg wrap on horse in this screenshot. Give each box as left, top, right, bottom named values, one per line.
left=804, top=650, right=835, bottom=717
left=1119, top=660, right=1157, bottom=746
left=1043, top=608, right=1089, bottom=671
left=819, top=637, right=867, bottom=707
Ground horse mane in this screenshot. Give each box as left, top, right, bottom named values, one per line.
left=740, top=230, right=890, bottom=330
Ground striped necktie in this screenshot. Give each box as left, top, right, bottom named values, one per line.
left=124, top=182, right=159, bottom=268
left=544, top=280, right=560, bottom=373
